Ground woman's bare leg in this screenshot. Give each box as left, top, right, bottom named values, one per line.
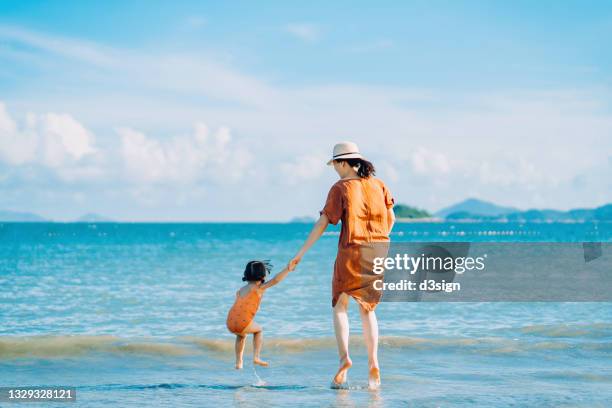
left=235, top=334, right=246, bottom=369
left=332, top=293, right=352, bottom=385
left=359, top=305, right=380, bottom=388
left=242, top=321, right=268, bottom=367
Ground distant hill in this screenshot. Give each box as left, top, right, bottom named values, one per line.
left=394, top=204, right=432, bottom=219
left=0, top=210, right=47, bottom=222
left=446, top=204, right=612, bottom=222
left=76, top=213, right=113, bottom=222
left=436, top=198, right=518, bottom=218
left=505, top=204, right=612, bottom=222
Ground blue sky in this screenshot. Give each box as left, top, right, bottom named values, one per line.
left=0, top=1, right=611, bottom=220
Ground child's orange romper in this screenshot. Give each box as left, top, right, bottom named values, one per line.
left=226, top=286, right=263, bottom=335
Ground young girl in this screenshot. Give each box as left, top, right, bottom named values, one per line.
left=226, top=260, right=293, bottom=369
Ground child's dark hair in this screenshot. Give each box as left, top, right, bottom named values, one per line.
left=242, top=260, right=272, bottom=283
left=335, top=158, right=376, bottom=178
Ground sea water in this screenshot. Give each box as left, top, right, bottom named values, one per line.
left=1, top=222, right=611, bottom=407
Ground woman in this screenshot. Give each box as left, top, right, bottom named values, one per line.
left=290, top=141, right=395, bottom=389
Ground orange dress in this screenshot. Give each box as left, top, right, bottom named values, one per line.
left=226, top=286, right=263, bottom=335
left=321, top=177, right=394, bottom=311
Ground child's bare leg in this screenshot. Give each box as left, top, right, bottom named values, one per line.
left=235, top=334, right=246, bottom=369
left=243, top=321, right=268, bottom=367
left=253, top=331, right=268, bottom=366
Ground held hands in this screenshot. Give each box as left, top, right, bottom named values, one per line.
left=288, top=254, right=303, bottom=271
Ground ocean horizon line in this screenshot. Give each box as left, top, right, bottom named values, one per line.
left=0, top=219, right=610, bottom=224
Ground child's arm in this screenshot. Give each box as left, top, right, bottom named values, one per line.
left=260, top=264, right=293, bottom=290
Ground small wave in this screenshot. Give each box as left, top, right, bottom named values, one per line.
left=0, top=336, right=198, bottom=359
left=0, top=335, right=118, bottom=359
left=186, top=335, right=612, bottom=355
left=186, top=336, right=511, bottom=352
left=2, top=334, right=610, bottom=360
left=180, top=337, right=235, bottom=352
left=111, top=343, right=196, bottom=356
left=520, top=323, right=612, bottom=338
left=533, top=371, right=612, bottom=383
left=182, top=336, right=339, bottom=353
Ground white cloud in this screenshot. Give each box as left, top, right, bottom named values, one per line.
left=0, top=102, right=16, bottom=132
left=0, top=102, right=96, bottom=169
left=279, top=153, right=327, bottom=185
left=410, top=147, right=451, bottom=175
left=475, top=156, right=558, bottom=189
left=378, top=160, right=400, bottom=183
left=0, top=100, right=254, bottom=188
left=0, top=99, right=255, bottom=190
left=39, top=113, right=96, bottom=167
left=0, top=102, right=37, bottom=165
left=285, top=23, right=321, bottom=42
left=119, top=122, right=252, bottom=185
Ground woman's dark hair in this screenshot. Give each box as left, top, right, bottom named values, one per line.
left=335, top=158, right=376, bottom=178
left=242, top=260, right=272, bottom=283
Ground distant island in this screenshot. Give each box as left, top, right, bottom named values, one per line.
left=435, top=198, right=518, bottom=219
left=444, top=205, right=612, bottom=222
left=0, top=210, right=48, bottom=222
left=393, top=204, right=439, bottom=222
left=393, top=198, right=612, bottom=223
left=0, top=211, right=114, bottom=223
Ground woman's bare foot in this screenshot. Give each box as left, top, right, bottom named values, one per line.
left=368, top=367, right=380, bottom=389
left=331, top=357, right=352, bottom=386
left=235, top=360, right=243, bottom=369
left=253, top=358, right=269, bottom=367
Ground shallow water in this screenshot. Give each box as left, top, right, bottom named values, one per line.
left=1, top=222, right=611, bottom=406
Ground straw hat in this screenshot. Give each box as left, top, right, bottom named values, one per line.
left=327, top=141, right=365, bottom=165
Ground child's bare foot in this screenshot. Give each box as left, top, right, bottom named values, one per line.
left=253, top=358, right=269, bottom=367
left=368, top=366, right=381, bottom=389
left=235, top=360, right=243, bottom=369
left=331, top=356, right=352, bottom=386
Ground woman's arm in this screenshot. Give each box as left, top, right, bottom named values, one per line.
left=260, top=264, right=293, bottom=290
left=387, top=207, right=395, bottom=232
left=289, top=214, right=330, bottom=269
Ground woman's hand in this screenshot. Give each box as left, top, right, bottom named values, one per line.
left=289, top=254, right=303, bottom=270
